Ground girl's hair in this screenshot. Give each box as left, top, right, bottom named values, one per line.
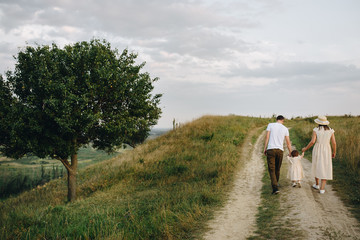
left=318, top=124, right=330, bottom=131
left=291, top=150, right=299, bottom=157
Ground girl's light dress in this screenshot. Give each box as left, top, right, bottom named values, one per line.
left=287, top=156, right=305, bottom=181
left=311, top=127, right=335, bottom=180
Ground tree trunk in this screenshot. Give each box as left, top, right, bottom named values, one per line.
left=67, top=153, right=78, bottom=202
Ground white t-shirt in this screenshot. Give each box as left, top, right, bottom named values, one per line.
left=266, top=122, right=289, bottom=151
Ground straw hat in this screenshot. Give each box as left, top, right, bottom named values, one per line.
left=314, top=116, right=330, bottom=125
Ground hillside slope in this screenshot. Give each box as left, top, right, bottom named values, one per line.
left=0, top=115, right=269, bottom=239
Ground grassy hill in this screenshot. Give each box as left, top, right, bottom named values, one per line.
left=0, top=129, right=167, bottom=199
left=0, top=115, right=269, bottom=239
left=0, top=146, right=126, bottom=199
left=1, top=115, right=359, bottom=239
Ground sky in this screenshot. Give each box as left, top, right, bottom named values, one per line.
left=0, top=0, right=359, bottom=128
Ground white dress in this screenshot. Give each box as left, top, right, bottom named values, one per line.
left=287, top=156, right=304, bottom=181
left=311, top=127, right=335, bottom=180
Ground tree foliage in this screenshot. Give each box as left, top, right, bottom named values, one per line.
left=0, top=39, right=162, bottom=201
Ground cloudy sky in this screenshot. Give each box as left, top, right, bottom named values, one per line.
left=1, top=0, right=359, bottom=128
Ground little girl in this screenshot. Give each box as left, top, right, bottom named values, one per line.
left=287, top=150, right=305, bottom=187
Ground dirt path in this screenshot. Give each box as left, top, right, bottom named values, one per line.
left=280, top=147, right=360, bottom=239
left=202, top=129, right=266, bottom=240
left=202, top=129, right=360, bottom=240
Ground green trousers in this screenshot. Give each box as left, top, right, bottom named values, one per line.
left=266, top=149, right=283, bottom=190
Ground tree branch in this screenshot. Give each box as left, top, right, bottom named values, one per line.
left=56, top=157, right=72, bottom=172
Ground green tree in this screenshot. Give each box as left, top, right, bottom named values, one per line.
left=0, top=39, right=162, bottom=202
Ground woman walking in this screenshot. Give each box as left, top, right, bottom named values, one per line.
left=302, top=116, right=336, bottom=194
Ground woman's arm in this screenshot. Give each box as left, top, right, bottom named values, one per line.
left=331, top=133, right=336, bottom=158
left=302, top=131, right=317, bottom=152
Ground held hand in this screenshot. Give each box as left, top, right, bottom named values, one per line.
left=302, top=147, right=306, bottom=152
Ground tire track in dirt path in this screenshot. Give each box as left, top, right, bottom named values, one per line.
left=280, top=146, right=360, bottom=239
left=202, top=129, right=266, bottom=240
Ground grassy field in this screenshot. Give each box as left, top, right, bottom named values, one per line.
left=0, top=115, right=269, bottom=239
left=0, top=146, right=124, bottom=198
left=2, top=115, right=357, bottom=239
left=288, top=116, right=360, bottom=222
left=0, top=129, right=166, bottom=199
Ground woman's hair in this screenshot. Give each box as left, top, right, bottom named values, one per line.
left=318, top=124, right=330, bottom=131
left=291, top=150, right=299, bottom=157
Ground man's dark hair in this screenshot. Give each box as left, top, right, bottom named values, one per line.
left=276, top=115, right=285, bottom=121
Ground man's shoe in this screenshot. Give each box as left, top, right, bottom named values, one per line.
left=319, top=189, right=325, bottom=194
left=272, top=189, right=280, bottom=194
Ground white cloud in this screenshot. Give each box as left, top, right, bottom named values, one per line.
left=11, top=24, right=57, bottom=39
left=0, top=0, right=360, bottom=127
left=61, top=26, right=82, bottom=35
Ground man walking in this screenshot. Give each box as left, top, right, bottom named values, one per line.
left=263, top=115, right=292, bottom=194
